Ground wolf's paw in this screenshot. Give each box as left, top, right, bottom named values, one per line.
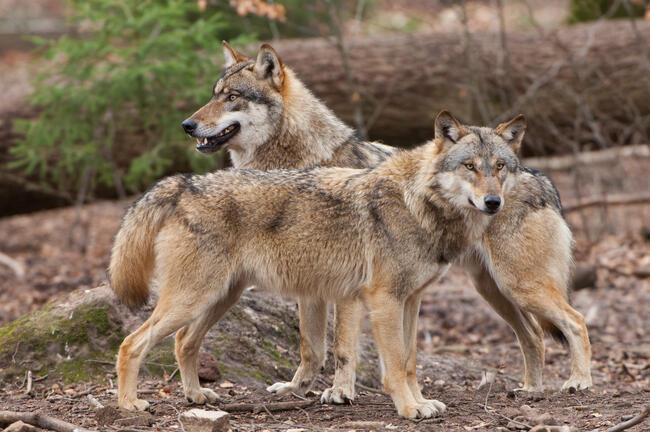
left=186, top=387, right=219, bottom=404
left=561, top=377, right=592, bottom=392
left=320, top=386, right=354, bottom=404
left=398, top=400, right=445, bottom=420
left=266, top=381, right=299, bottom=395
left=120, top=397, right=150, bottom=412
left=513, top=384, right=543, bottom=392
left=420, top=399, right=446, bottom=415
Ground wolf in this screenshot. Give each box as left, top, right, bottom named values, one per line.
left=179, top=42, right=592, bottom=404
left=110, top=110, right=524, bottom=418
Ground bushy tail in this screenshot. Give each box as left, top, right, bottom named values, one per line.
left=109, top=177, right=184, bottom=307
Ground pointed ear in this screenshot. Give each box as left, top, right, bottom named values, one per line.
left=495, top=114, right=526, bottom=153
left=222, top=40, right=248, bottom=68
left=435, top=110, right=466, bottom=145
left=254, top=43, right=284, bottom=89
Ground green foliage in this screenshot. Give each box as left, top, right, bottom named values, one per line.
left=568, top=0, right=647, bottom=23
left=11, top=0, right=255, bottom=194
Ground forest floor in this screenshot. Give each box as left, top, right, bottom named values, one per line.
left=0, top=199, right=649, bottom=431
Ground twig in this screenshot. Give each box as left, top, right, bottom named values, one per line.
left=25, top=370, right=33, bottom=395
left=33, top=374, right=48, bottom=382
left=603, top=405, right=649, bottom=432
left=87, top=394, right=104, bottom=409
left=0, top=252, right=25, bottom=279
left=220, top=399, right=316, bottom=413
left=166, top=367, right=179, bottom=382
left=356, top=382, right=387, bottom=396
left=477, top=403, right=532, bottom=430
left=291, top=392, right=308, bottom=401
left=73, top=385, right=99, bottom=398
left=165, top=403, right=186, bottom=432
left=0, top=411, right=94, bottom=432
left=11, top=342, right=21, bottom=364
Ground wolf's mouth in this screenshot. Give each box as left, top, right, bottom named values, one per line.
left=196, top=122, right=240, bottom=154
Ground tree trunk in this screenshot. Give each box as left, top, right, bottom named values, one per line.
left=271, top=20, right=650, bottom=155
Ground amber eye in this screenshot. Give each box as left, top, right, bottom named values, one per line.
left=464, top=163, right=474, bottom=171
left=496, top=162, right=505, bottom=171
left=228, top=94, right=238, bottom=101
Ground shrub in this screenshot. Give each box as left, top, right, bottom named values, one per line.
left=10, top=0, right=254, bottom=196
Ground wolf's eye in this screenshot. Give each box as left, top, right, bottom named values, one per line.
left=496, top=162, right=505, bottom=171
left=464, top=163, right=474, bottom=171
left=227, top=94, right=238, bottom=101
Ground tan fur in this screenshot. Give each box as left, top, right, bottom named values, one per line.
left=111, top=111, right=524, bottom=418
left=179, top=43, right=591, bottom=410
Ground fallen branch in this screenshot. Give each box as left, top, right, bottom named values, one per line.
left=0, top=252, right=24, bottom=279
left=0, top=411, right=94, bottom=432
left=25, top=371, right=32, bottom=395
left=604, top=405, right=649, bottom=432
left=218, top=399, right=316, bottom=414
left=523, top=144, right=650, bottom=171
left=563, top=192, right=650, bottom=213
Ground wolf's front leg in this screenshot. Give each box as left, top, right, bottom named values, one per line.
left=267, top=298, right=327, bottom=395
left=403, top=291, right=446, bottom=415
left=364, top=287, right=442, bottom=420
left=321, top=297, right=363, bottom=404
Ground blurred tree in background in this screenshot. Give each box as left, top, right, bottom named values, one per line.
left=568, top=0, right=648, bottom=23
left=9, top=0, right=338, bottom=199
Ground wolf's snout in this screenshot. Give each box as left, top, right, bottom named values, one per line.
left=484, top=195, right=501, bottom=213
left=182, top=119, right=198, bottom=135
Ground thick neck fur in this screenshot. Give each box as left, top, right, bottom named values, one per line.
left=373, top=142, right=491, bottom=246
left=229, top=68, right=354, bottom=170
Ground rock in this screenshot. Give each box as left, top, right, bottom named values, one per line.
left=529, top=426, right=573, bottom=432
left=114, top=411, right=155, bottom=427
left=506, top=420, right=528, bottom=430
left=198, top=352, right=221, bottom=382
left=4, top=421, right=38, bottom=432
left=181, top=409, right=230, bottom=432
left=95, top=405, right=154, bottom=427
left=519, top=405, right=557, bottom=427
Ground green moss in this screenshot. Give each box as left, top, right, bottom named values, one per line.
left=261, top=341, right=292, bottom=368
left=0, top=300, right=124, bottom=383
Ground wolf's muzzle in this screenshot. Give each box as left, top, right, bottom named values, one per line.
left=484, top=195, right=501, bottom=213
left=182, top=119, right=198, bottom=135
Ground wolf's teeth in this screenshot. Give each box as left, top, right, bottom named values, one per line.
left=202, top=138, right=208, bottom=144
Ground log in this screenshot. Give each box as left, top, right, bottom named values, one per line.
left=0, top=411, right=93, bottom=432
left=268, top=21, right=650, bottom=155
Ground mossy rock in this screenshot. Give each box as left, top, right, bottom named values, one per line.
left=0, top=284, right=383, bottom=388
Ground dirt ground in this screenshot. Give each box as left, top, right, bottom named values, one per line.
left=0, top=196, right=649, bottom=431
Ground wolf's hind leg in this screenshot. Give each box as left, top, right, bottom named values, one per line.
left=523, top=288, right=592, bottom=391
left=267, top=297, right=327, bottom=395
left=117, top=287, right=205, bottom=411
left=175, top=285, right=244, bottom=404
left=321, top=297, right=363, bottom=404
left=470, top=267, right=545, bottom=391
left=403, top=291, right=446, bottom=414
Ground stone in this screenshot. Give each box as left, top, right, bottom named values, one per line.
left=181, top=408, right=230, bottom=432
left=4, top=421, right=39, bottom=432
left=198, top=352, right=221, bottom=382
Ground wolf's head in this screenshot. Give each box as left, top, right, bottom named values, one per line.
left=182, top=41, right=287, bottom=155
left=428, top=111, right=525, bottom=215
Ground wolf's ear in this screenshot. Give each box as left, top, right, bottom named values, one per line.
left=222, top=40, right=249, bottom=68
left=254, top=44, right=284, bottom=89
left=495, top=114, right=526, bottom=154
left=435, top=110, right=466, bottom=145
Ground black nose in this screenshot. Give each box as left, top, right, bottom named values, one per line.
left=182, top=119, right=197, bottom=134
left=484, top=195, right=501, bottom=212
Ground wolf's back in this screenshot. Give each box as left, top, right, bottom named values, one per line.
left=109, top=176, right=186, bottom=307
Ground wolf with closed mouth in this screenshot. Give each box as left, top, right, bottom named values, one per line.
left=110, top=109, right=528, bottom=419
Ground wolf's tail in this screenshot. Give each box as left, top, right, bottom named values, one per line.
left=109, top=176, right=186, bottom=308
